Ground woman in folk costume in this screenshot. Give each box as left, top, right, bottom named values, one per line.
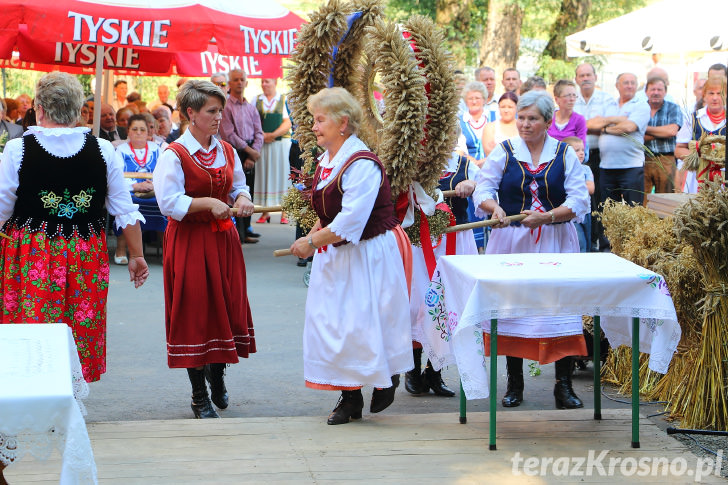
left=254, top=78, right=292, bottom=224
left=0, top=72, right=149, bottom=382
left=290, top=87, right=413, bottom=425
left=473, top=91, right=590, bottom=409
left=675, top=76, right=726, bottom=190
left=113, top=114, right=165, bottom=264
left=406, top=137, right=479, bottom=397
left=154, top=80, right=256, bottom=419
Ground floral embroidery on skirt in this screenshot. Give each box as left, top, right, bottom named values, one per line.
left=0, top=226, right=110, bottom=382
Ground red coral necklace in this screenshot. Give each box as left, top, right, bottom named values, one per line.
left=132, top=145, right=148, bottom=168
left=194, top=148, right=217, bottom=167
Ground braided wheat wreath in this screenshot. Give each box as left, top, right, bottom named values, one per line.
left=285, top=0, right=458, bottom=243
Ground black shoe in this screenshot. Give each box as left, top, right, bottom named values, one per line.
left=554, top=357, right=583, bottom=409
left=204, top=363, right=229, bottom=409
left=327, top=390, right=364, bottom=425
left=405, top=348, right=426, bottom=395
left=247, top=229, right=261, bottom=238
left=243, top=236, right=259, bottom=244
left=404, top=369, right=427, bottom=394
left=370, top=375, right=400, bottom=413
left=502, top=356, right=524, bottom=407
left=187, top=368, right=220, bottom=419
left=297, top=258, right=308, bottom=267
left=423, top=362, right=455, bottom=397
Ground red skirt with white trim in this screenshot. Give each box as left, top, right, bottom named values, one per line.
left=163, top=218, right=255, bottom=368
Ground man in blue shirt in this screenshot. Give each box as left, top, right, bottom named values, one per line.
left=644, top=77, right=683, bottom=196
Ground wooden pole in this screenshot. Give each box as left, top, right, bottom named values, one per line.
left=273, top=214, right=529, bottom=257
left=232, top=206, right=282, bottom=215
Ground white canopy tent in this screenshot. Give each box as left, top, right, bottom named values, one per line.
left=565, top=0, right=727, bottom=108
left=566, top=0, right=728, bottom=57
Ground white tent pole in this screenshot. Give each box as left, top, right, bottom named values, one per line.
left=92, top=46, right=104, bottom=137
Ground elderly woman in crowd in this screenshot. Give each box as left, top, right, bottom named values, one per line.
left=152, top=106, right=174, bottom=144
left=113, top=114, right=165, bottom=264
left=482, top=92, right=519, bottom=157
left=290, top=87, right=412, bottom=425
left=548, top=79, right=587, bottom=147
left=153, top=80, right=256, bottom=419
left=458, top=81, right=488, bottom=164
left=0, top=72, right=149, bottom=382
left=473, top=90, right=590, bottom=410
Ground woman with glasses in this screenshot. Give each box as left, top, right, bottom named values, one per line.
left=547, top=80, right=587, bottom=146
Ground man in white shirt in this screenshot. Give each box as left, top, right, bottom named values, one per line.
left=476, top=66, right=499, bottom=122
left=110, top=80, right=128, bottom=112
left=573, top=62, right=617, bottom=250
left=591, top=72, right=651, bottom=248
left=502, top=68, right=521, bottom=94
left=147, top=85, right=173, bottom=112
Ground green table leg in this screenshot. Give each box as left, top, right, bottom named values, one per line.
left=631, top=317, right=640, bottom=448
left=593, top=315, right=602, bottom=420
left=490, top=318, right=497, bottom=451
left=459, top=379, right=466, bottom=424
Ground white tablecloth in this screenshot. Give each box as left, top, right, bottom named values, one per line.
left=420, top=253, right=681, bottom=400
left=0, top=324, right=97, bottom=484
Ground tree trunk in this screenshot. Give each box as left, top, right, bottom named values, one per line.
left=435, top=0, right=471, bottom=28
left=479, top=0, right=524, bottom=73
left=543, top=0, right=591, bottom=59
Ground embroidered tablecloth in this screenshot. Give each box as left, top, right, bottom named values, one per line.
left=0, top=324, right=97, bottom=484
left=419, top=253, right=681, bottom=400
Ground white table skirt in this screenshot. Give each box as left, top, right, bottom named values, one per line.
left=0, top=324, right=97, bottom=484
left=417, top=253, right=681, bottom=400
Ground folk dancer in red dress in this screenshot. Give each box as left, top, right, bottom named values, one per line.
left=0, top=72, right=149, bottom=382
left=154, top=80, right=256, bottom=419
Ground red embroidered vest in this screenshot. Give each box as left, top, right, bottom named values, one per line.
left=312, top=150, right=398, bottom=246
left=166, top=140, right=236, bottom=223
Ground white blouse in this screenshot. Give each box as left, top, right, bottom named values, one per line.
left=153, top=129, right=251, bottom=221
left=676, top=107, right=726, bottom=144
left=0, top=126, right=143, bottom=230
left=316, top=135, right=382, bottom=245
left=473, top=135, right=590, bottom=221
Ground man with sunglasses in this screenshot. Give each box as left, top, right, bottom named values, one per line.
left=211, top=72, right=229, bottom=93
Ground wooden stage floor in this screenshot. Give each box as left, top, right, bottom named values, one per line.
left=5, top=409, right=725, bottom=484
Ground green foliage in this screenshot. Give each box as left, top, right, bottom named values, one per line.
left=588, top=0, right=648, bottom=26
left=385, top=0, right=487, bottom=67
left=537, top=54, right=606, bottom=83
left=2, top=68, right=43, bottom=98
left=528, top=361, right=541, bottom=377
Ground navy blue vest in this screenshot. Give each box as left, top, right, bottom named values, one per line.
left=498, top=139, right=568, bottom=218
left=438, top=156, right=471, bottom=225
left=691, top=111, right=727, bottom=139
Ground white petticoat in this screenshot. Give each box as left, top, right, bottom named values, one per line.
left=253, top=138, right=292, bottom=207
left=485, top=222, right=582, bottom=337
left=410, top=230, right=477, bottom=346
left=303, top=230, right=413, bottom=389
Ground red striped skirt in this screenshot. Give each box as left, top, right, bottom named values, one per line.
left=163, top=219, right=255, bottom=368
